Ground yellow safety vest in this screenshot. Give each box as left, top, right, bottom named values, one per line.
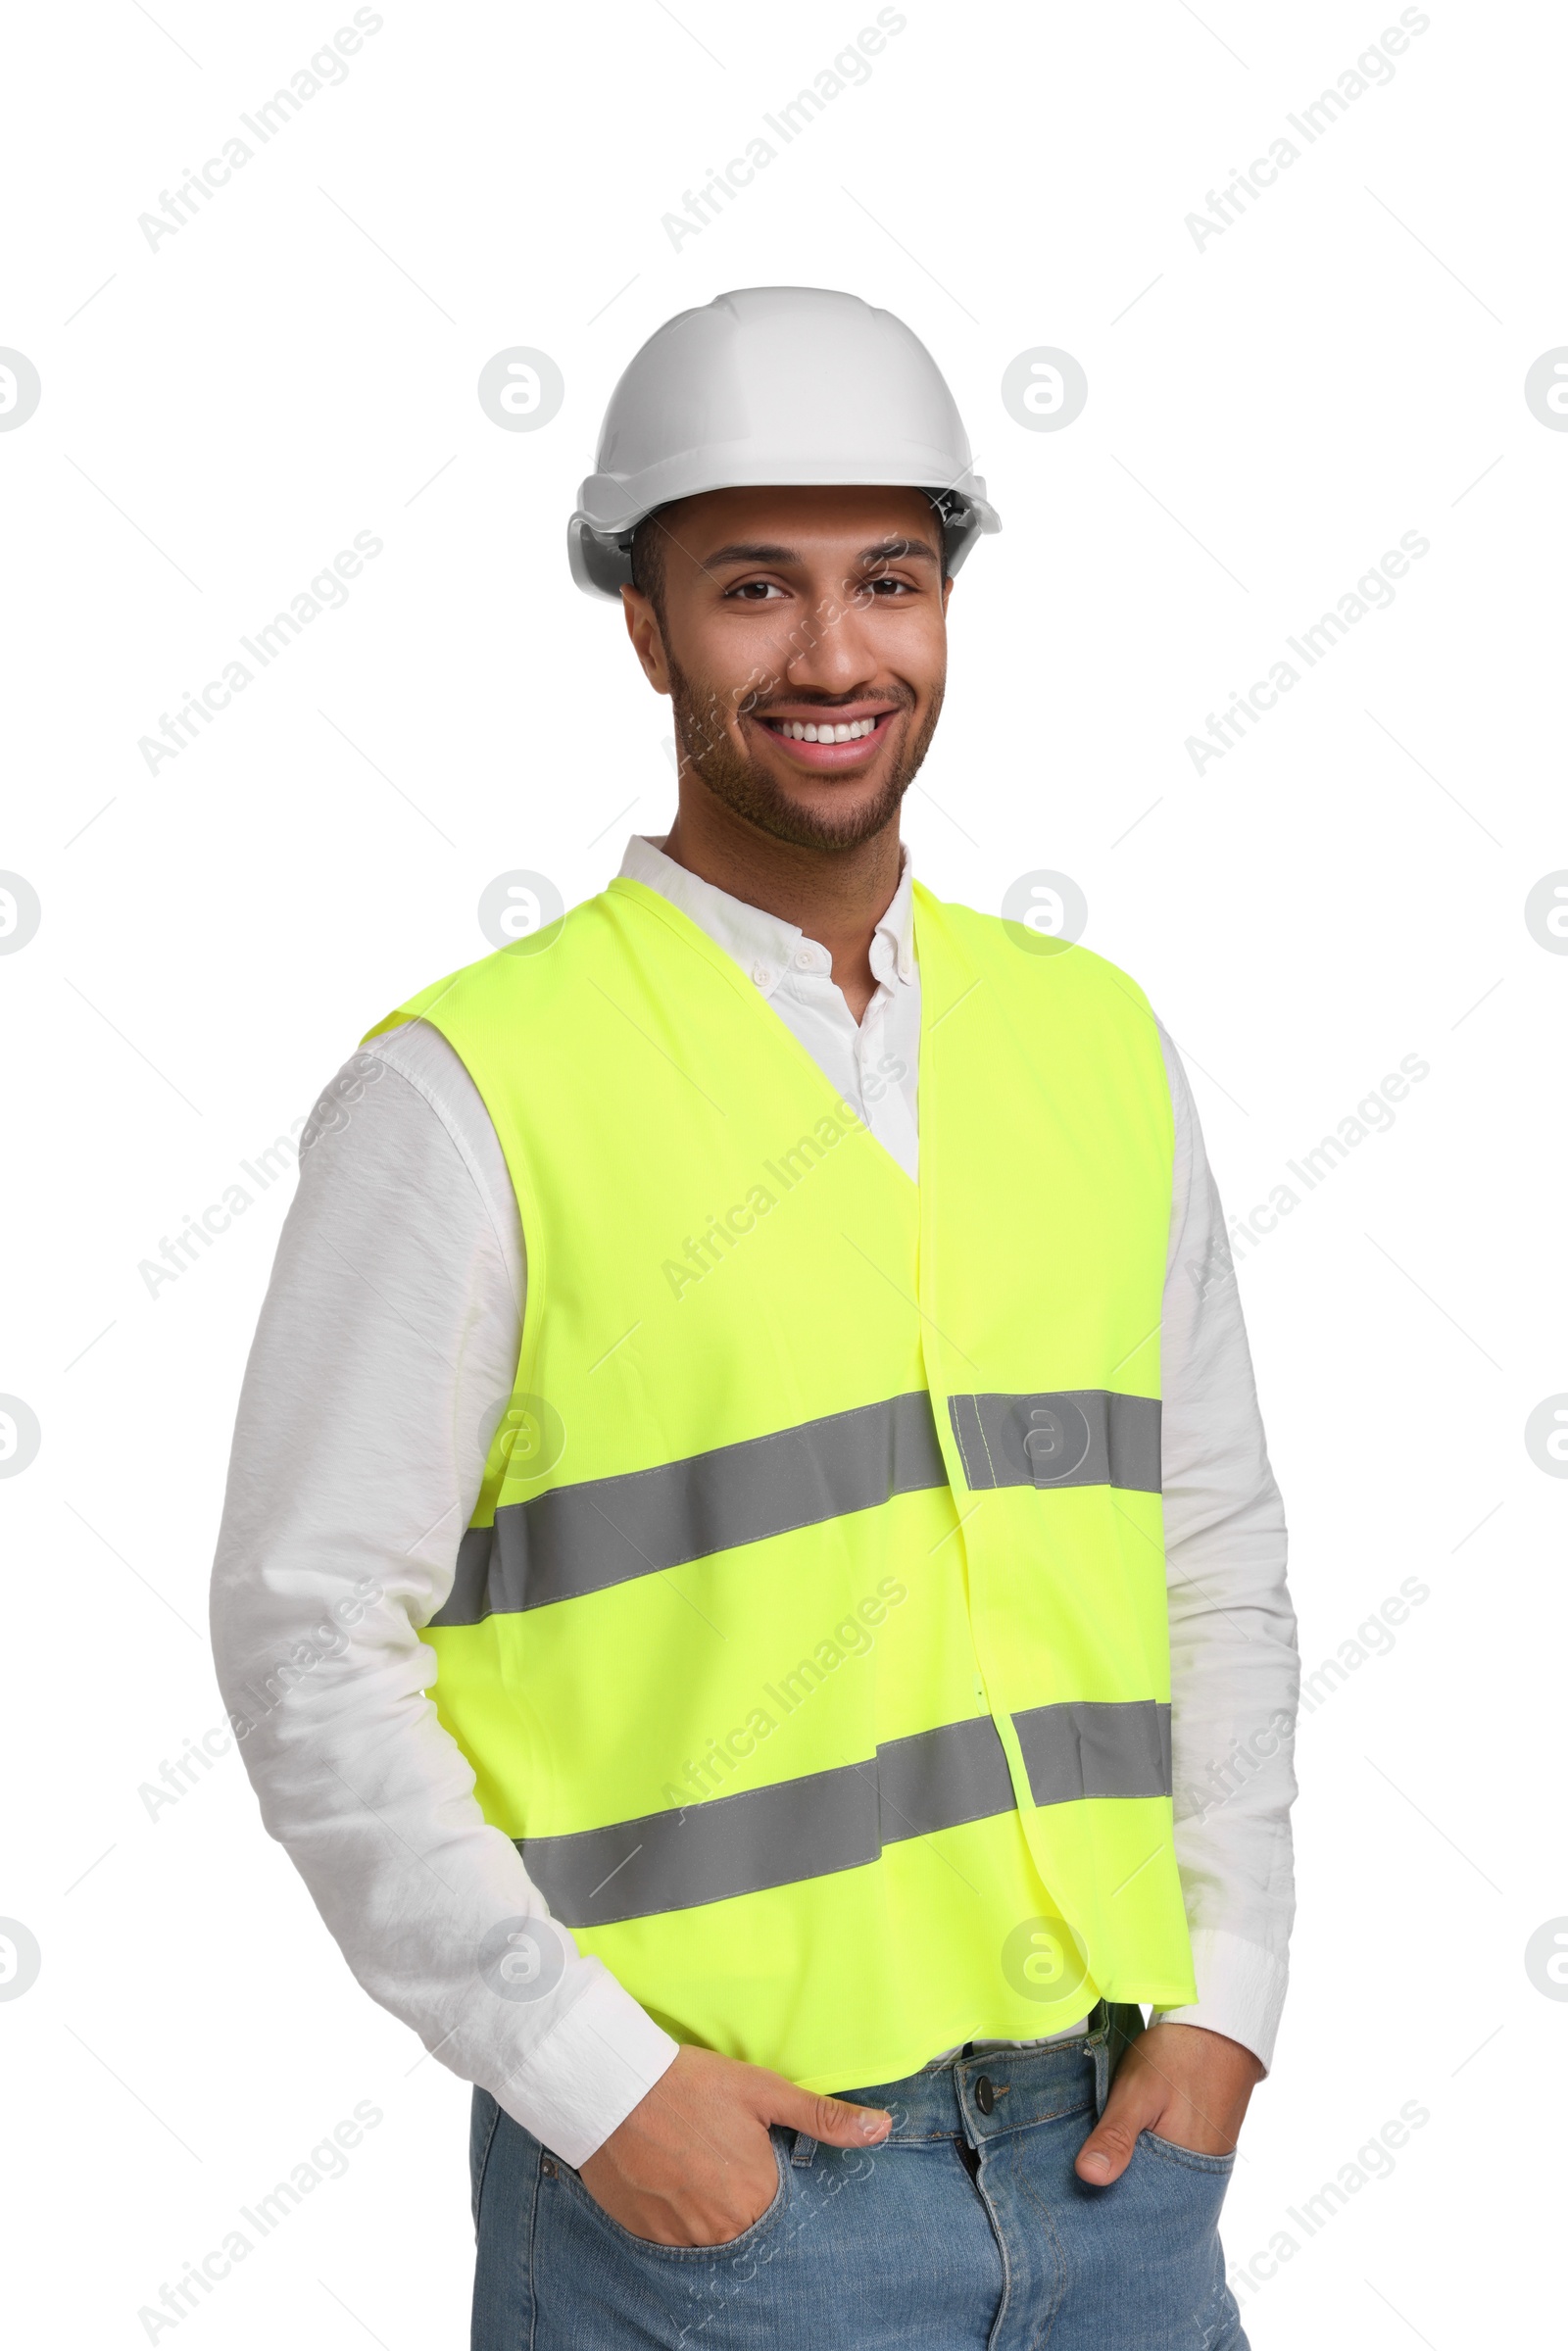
left=367, top=875, right=1196, bottom=2093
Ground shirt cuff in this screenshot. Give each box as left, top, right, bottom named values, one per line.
left=1152, top=1927, right=1288, bottom=2074
left=491, top=1963, right=681, bottom=2168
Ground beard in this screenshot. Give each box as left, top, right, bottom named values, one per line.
left=665, top=656, right=944, bottom=854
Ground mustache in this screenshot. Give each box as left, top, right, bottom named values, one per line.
left=741, top=687, right=913, bottom=719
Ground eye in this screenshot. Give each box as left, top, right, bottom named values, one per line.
left=723, top=579, right=788, bottom=601
left=864, top=575, right=917, bottom=596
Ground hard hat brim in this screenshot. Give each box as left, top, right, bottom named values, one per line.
left=568, top=482, right=1000, bottom=603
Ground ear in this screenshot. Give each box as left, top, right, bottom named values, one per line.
left=941, top=574, right=955, bottom=615
left=621, top=584, right=671, bottom=695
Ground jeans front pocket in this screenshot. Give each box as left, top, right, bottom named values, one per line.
left=1139, top=2129, right=1238, bottom=2180
left=564, top=2123, right=793, bottom=2265
left=527, top=2129, right=803, bottom=2351
left=1122, top=2126, right=1242, bottom=2343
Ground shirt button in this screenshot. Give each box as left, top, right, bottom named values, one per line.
left=793, top=949, right=814, bottom=969
left=752, top=964, right=771, bottom=988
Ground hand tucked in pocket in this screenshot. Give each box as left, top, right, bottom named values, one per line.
left=1075, top=2021, right=1262, bottom=2185
left=578, top=2044, right=892, bottom=2246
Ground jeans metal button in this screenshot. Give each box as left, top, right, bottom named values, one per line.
left=975, top=2075, right=995, bottom=2115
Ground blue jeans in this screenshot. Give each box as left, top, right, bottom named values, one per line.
left=469, top=2003, right=1247, bottom=2349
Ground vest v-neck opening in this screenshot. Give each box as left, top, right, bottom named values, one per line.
left=609, top=873, right=920, bottom=1190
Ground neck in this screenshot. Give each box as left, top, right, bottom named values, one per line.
left=660, top=789, right=903, bottom=1023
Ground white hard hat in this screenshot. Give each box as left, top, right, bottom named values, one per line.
left=568, top=285, right=1001, bottom=600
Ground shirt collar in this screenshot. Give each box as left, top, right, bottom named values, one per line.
left=616, top=834, right=917, bottom=995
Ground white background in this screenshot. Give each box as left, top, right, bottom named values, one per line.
left=2, top=0, right=1563, bottom=2342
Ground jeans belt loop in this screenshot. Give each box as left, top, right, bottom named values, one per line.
left=1087, top=1997, right=1114, bottom=2118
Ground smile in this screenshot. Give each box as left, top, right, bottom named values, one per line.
left=766, top=715, right=878, bottom=742
left=755, top=710, right=897, bottom=767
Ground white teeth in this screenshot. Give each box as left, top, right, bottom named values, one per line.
left=775, top=716, right=878, bottom=742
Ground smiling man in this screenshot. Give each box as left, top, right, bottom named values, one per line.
left=212, top=287, right=1298, bottom=2350
left=621, top=480, right=948, bottom=1022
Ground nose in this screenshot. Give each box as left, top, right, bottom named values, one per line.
left=777, top=597, right=884, bottom=700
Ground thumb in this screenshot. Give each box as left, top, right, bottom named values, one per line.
left=759, top=2072, right=892, bottom=2149
left=1075, top=2068, right=1159, bottom=2187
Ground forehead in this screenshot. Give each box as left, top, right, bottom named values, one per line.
left=660, top=483, right=938, bottom=570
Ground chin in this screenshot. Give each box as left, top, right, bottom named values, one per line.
left=755, top=784, right=902, bottom=854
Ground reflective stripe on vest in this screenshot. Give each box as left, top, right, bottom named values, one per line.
left=367, top=876, right=1198, bottom=2092
left=432, top=1389, right=1161, bottom=1625
left=520, top=1702, right=1173, bottom=1926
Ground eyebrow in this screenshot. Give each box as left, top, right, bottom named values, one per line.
left=699, top=537, right=943, bottom=571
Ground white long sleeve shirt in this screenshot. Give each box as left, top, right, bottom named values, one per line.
left=210, top=835, right=1298, bottom=2167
